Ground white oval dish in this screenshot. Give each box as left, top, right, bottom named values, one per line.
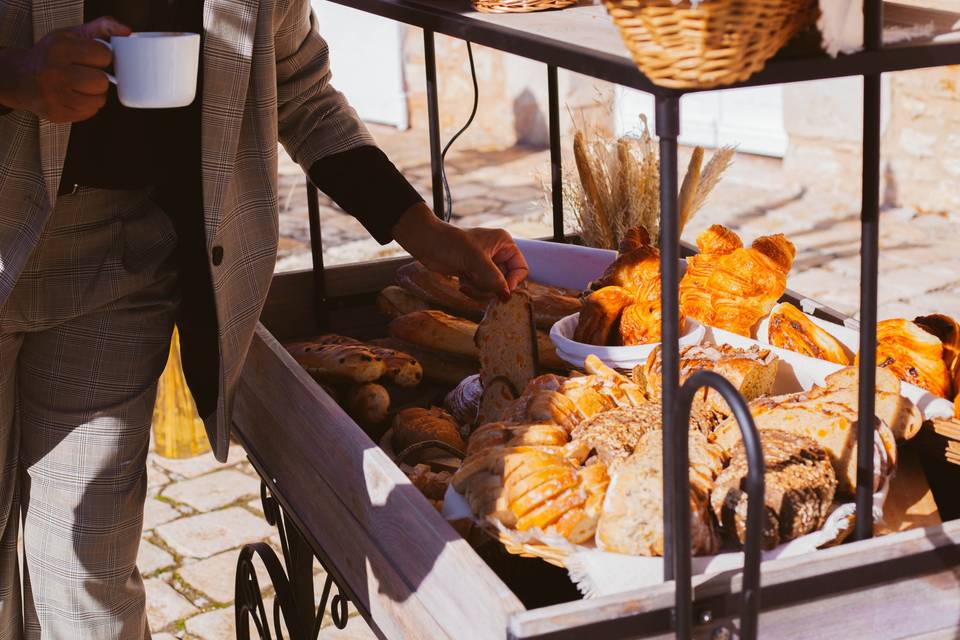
left=550, top=313, right=706, bottom=370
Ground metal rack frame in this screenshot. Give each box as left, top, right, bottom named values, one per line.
left=244, top=2, right=960, bottom=638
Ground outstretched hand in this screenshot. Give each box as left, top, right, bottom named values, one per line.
left=391, top=202, right=529, bottom=301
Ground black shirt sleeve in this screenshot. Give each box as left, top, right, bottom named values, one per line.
left=308, top=145, right=424, bottom=245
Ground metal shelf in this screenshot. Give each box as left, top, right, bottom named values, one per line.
left=322, top=0, right=960, bottom=94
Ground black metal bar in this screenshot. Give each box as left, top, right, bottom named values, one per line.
left=855, top=74, right=882, bottom=541
left=548, top=64, right=564, bottom=242
left=655, top=94, right=680, bottom=586
left=306, top=180, right=328, bottom=332
left=675, top=371, right=765, bottom=640
left=322, top=0, right=960, bottom=95
left=865, top=0, right=883, bottom=51
left=424, top=29, right=445, bottom=219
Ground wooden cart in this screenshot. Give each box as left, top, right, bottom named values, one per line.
left=231, top=258, right=960, bottom=640
left=230, top=2, right=960, bottom=638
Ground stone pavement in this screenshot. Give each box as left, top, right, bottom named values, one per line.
left=141, top=440, right=376, bottom=639
left=143, top=125, right=960, bottom=638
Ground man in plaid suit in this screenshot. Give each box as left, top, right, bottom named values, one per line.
left=0, top=2, right=528, bottom=637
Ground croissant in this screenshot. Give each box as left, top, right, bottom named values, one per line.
left=865, top=319, right=952, bottom=398
left=680, top=226, right=795, bottom=337
left=591, top=229, right=661, bottom=296
left=767, top=302, right=850, bottom=365
left=915, top=313, right=960, bottom=398
left=573, top=286, right=633, bottom=345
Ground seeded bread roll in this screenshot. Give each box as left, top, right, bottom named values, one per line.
left=711, top=429, right=837, bottom=550
left=308, top=334, right=423, bottom=388
left=570, top=405, right=662, bottom=466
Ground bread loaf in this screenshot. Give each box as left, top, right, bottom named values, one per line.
left=396, top=261, right=487, bottom=320
left=392, top=407, right=465, bottom=455
left=711, top=429, right=837, bottom=550
left=715, top=400, right=896, bottom=498
left=816, top=367, right=923, bottom=441
left=767, top=302, right=851, bottom=365
left=644, top=343, right=778, bottom=422
left=388, top=310, right=566, bottom=371
left=285, top=342, right=386, bottom=384
left=476, top=291, right=539, bottom=393
left=501, top=389, right=582, bottom=433
left=477, top=377, right=518, bottom=427
left=345, top=383, right=390, bottom=425
left=596, top=430, right=722, bottom=556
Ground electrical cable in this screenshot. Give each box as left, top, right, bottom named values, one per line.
left=439, top=41, right=479, bottom=221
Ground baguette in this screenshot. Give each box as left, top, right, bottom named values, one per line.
left=377, top=285, right=430, bottom=318
left=345, top=383, right=391, bottom=426
left=388, top=310, right=566, bottom=371
left=396, top=261, right=486, bottom=320
left=285, top=342, right=386, bottom=384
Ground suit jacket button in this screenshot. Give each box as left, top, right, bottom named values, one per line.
left=212, top=246, right=224, bottom=266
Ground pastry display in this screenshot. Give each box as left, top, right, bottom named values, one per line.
left=680, top=225, right=796, bottom=337
left=868, top=318, right=952, bottom=399
left=711, top=429, right=837, bottom=550
left=767, top=302, right=851, bottom=365
left=596, top=430, right=723, bottom=556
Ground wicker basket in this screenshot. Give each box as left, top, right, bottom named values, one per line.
left=473, top=0, right=576, bottom=14
left=604, top=0, right=819, bottom=89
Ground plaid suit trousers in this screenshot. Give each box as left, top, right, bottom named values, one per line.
left=0, top=188, right=179, bottom=639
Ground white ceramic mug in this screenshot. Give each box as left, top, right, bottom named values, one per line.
left=96, top=32, right=200, bottom=109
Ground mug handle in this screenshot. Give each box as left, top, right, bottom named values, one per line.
left=94, top=38, right=117, bottom=85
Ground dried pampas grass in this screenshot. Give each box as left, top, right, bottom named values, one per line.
left=556, top=116, right=735, bottom=250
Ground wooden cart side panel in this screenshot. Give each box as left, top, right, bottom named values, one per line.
left=234, top=325, right=524, bottom=639
left=509, top=521, right=960, bottom=639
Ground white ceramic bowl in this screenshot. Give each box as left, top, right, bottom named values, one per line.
left=550, top=313, right=705, bottom=370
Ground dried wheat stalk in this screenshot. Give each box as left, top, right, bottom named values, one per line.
left=558, top=116, right=734, bottom=250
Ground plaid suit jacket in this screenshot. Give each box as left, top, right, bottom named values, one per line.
left=0, top=0, right=374, bottom=461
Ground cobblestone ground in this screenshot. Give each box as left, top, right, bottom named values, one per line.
left=143, top=124, right=960, bottom=638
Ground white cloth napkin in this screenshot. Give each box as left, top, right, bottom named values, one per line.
left=818, top=0, right=938, bottom=56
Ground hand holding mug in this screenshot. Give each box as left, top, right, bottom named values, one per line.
left=0, top=17, right=131, bottom=122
